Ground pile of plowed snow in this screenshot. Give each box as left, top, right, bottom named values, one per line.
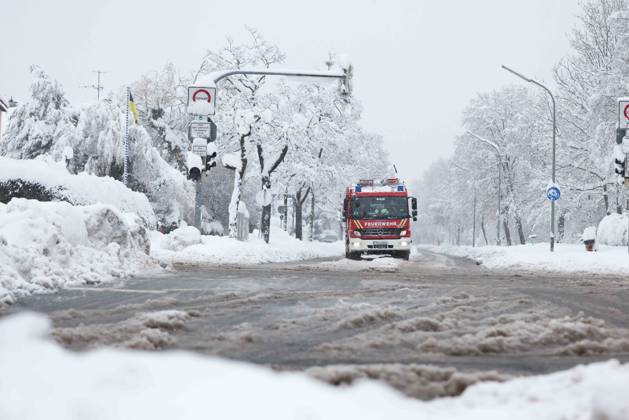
left=150, top=223, right=343, bottom=265
left=1, top=312, right=629, bottom=420
left=0, top=157, right=156, bottom=227
left=0, top=198, right=155, bottom=305
left=424, top=243, right=629, bottom=275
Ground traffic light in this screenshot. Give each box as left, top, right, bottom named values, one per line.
left=615, top=128, right=628, bottom=183
left=206, top=142, right=217, bottom=171
left=188, top=166, right=202, bottom=181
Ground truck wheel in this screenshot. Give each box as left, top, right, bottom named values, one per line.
left=398, top=250, right=410, bottom=261
left=347, top=251, right=361, bottom=260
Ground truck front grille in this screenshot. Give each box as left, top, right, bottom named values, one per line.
left=360, top=228, right=401, bottom=237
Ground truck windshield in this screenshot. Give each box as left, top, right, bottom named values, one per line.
left=351, top=196, right=409, bottom=220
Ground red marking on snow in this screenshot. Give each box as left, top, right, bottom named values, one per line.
left=192, top=89, right=212, bottom=103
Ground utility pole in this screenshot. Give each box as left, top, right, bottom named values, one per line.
left=472, top=185, right=477, bottom=247
left=502, top=65, right=557, bottom=252
left=82, top=70, right=109, bottom=101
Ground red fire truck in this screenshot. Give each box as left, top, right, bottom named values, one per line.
left=343, top=178, right=418, bottom=260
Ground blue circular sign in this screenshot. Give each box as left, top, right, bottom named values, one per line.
left=547, top=186, right=561, bottom=202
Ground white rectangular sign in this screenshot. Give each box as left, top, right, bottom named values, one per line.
left=619, top=98, right=629, bottom=129
left=187, top=86, right=217, bottom=115
left=190, top=121, right=211, bottom=139
left=192, top=137, right=207, bottom=156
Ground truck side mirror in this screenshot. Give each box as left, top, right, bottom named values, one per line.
left=342, top=198, right=348, bottom=219
left=411, top=197, right=418, bottom=221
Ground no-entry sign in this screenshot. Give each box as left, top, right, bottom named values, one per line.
left=619, top=98, right=629, bottom=129
left=187, top=86, right=217, bottom=115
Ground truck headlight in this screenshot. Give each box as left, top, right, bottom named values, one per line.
left=401, top=241, right=409, bottom=247
left=353, top=242, right=361, bottom=247
left=353, top=230, right=361, bottom=237
left=400, top=230, right=407, bottom=237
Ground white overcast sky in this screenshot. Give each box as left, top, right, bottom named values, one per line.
left=0, top=0, right=581, bottom=181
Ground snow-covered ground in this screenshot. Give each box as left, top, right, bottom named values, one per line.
left=0, top=198, right=155, bottom=305
left=1, top=312, right=629, bottom=420
left=422, top=243, right=629, bottom=275
left=150, top=223, right=343, bottom=266
left=304, top=256, right=403, bottom=272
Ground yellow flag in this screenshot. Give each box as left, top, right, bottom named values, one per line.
left=129, top=92, right=139, bottom=124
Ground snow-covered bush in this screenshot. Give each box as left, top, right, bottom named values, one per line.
left=0, top=198, right=154, bottom=305
left=597, top=213, right=627, bottom=246
left=161, top=226, right=202, bottom=251
left=0, top=156, right=157, bottom=227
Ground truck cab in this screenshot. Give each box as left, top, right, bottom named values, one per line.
left=343, top=178, right=418, bottom=260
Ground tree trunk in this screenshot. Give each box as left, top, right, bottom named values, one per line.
left=228, top=132, right=248, bottom=238
left=295, top=187, right=310, bottom=240
left=503, top=219, right=512, bottom=246
left=261, top=204, right=271, bottom=243
left=310, top=190, right=315, bottom=241
left=256, top=143, right=288, bottom=244
left=295, top=196, right=303, bottom=240
left=515, top=215, right=526, bottom=245
left=480, top=214, right=489, bottom=245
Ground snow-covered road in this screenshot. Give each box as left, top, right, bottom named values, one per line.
left=4, top=250, right=629, bottom=400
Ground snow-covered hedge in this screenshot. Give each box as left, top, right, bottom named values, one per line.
left=0, top=198, right=155, bottom=305
left=0, top=157, right=157, bottom=228
left=597, top=213, right=627, bottom=246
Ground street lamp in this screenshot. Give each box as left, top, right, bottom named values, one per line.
left=501, top=65, right=557, bottom=252
left=467, top=131, right=502, bottom=246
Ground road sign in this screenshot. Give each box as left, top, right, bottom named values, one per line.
left=547, top=185, right=561, bottom=202
left=190, top=121, right=211, bottom=138
left=187, top=86, right=217, bottom=115
left=188, top=119, right=217, bottom=141
left=619, top=98, right=629, bottom=129
left=192, top=138, right=207, bottom=156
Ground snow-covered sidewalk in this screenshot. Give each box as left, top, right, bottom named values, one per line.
left=422, top=243, right=629, bottom=275
left=150, top=225, right=343, bottom=266
left=1, top=312, right=629, bottom=420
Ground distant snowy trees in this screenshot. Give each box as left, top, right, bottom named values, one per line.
left=415, top=0, right=629, bottom=246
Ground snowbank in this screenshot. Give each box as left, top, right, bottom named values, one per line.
left=151, top=225, right=343, bottom=265
left=423, top=243, right=629, bottom=275
left=597, top=213, right=627, bottom=246
left=1, top=312, right=629, bottom=420
left=0, top=198, right=155, bottom=305
left=0, top=157, right=156, bottom=227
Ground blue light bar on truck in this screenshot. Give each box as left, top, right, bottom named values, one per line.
left=355, top=184, right=362, bottom=192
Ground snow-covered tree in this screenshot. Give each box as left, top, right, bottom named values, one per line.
left=1, top=66, right=76, bottom=160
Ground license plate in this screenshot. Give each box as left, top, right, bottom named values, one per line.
left=372, top=241, right=388, bottom=249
